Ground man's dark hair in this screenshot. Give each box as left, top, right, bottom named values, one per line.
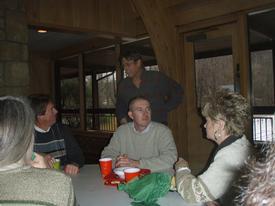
left=28, top=94, right=52, bottom=120
left=121, top=50, right=143, bottom=62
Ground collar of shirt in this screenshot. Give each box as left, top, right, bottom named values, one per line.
left=132, top=122, right=151, bottom=134
left=34, top=125, right=51, bottom=133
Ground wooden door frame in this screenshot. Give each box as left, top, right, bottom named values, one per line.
left=179, top=14, right=250, bottom=172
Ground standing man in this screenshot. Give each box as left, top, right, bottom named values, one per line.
left=101, top=96, right=177, bottom=174
left=116, top=51, right=183, bottom=125
left=28, top=94, right=84, bottom=175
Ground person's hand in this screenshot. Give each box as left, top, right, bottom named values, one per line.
left=64, top=164, right=80, bottom=175
left=30, top=153, right=48, bottom=169
left=175, top=157, right=189, bottom=171
left=44, top=154, right=55, bottom=168
left=115, top=154, right=140, bottom=168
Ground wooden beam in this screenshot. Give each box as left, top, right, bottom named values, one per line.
left=53, top=37, right=118, bottom=59
left=78, top=53, right=86, bottom=130
left=131, top=0, right=186, bottom=159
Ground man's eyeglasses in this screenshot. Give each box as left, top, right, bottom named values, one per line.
left=132, top=107, right=151, bottom=113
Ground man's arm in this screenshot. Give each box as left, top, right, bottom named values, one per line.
left=61, top=124, right=85, bottom=168
left=161, top=73, right=183, bottom=111
left=139, top=127, right=177, bottom=173
left=115, top=81, right=129, bottom=124
left=101, top=131, right=121, bottom=167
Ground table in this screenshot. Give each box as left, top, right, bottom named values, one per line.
left=71, top=165, right=202, bottom=206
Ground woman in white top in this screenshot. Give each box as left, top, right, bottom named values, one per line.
left=176, top=89, right=251, bottom=204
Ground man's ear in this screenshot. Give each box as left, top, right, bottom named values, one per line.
left=128, top=111, right=134, bottom=120
left=136, top=59, right=142, bottom=67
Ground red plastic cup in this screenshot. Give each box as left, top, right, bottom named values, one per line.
left=124, top=168, right=140, bottom=182
left=99, top=158, right=112, bottom=177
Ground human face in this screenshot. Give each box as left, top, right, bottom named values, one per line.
left=128, top=99, right=151, bottom=132
left=39, top=102, right=58, bottom=127
left=204, top=117, right=219, bottom=142
left=122, top=58, right=142, bottom=78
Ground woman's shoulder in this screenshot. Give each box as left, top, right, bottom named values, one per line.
left=229, top=136, right=251, bottom=153
left=25, top=167, right=72, bottom=184
left=1, top=167, right=74, bottom=205
left=217, top=136, right=251, bottom=163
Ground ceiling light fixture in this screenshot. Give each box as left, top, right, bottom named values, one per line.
left=37, top=29, right=48, bottom=33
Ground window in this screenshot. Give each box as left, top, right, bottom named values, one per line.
left=86, top=72, right=117, bottom=131
left=184, top=27, right=236, bottom=108
left=56, top=53, right=117, bottom=132
left=248, top=9, right=275, bottom=143
left=61, top=76, right=80, bottom=128
left=251, top=50, right=274, bottom=106
left=195, top=55, right=234, bottom=106
left=253, top=114, right=275, bottom=143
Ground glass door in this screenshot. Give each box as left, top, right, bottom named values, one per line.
left=183, top=23, right=242, bottom=173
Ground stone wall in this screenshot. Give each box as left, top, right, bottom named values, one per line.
left=0, top=0, right=29, bottom=96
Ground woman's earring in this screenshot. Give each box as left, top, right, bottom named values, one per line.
left=214, top=130, right=220, bottom=141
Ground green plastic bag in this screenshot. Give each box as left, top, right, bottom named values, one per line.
left=118, top=173, right=172, bottom=206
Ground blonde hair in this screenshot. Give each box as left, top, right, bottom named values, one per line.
left=201, top=89, right=250, bottom=136
left=0, top=96, right=34, bottom=167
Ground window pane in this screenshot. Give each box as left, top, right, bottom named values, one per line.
left=253, top=114, right=275, bottom=143
left=85, top=75, right=93, bottom=109
left=97, top=72, right=116, bottom=108
left=85, top=72, right=117, bottom=131
left=195, top=55, right=234, bottom=106
left=60, top=77, right=80, bottom=128
left=251, top=50, right=274, bottom=106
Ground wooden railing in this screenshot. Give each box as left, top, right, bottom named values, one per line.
left=61, top=108, right=117, bottom=132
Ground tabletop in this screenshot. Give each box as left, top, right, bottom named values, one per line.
left=71, top=164, right=202, bottom=206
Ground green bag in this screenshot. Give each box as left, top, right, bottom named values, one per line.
left=118, top=173, right=172, bottom=206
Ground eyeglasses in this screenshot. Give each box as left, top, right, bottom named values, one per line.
left=132, top=107, right=151, bottom=113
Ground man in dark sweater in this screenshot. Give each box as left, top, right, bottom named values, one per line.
left=116, top=50, right=183, bottom=125
left=28, top=94, right=84, bottom=175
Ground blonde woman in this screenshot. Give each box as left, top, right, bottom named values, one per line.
left=176, top=89, right=252, bottom=204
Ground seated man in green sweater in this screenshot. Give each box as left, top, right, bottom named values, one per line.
left=101, top=96, right=178, bottom=174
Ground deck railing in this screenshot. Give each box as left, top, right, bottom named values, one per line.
left=61, top=108, right=117, bottom=132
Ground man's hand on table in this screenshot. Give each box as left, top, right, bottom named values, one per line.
left=64, top=164, right=80, bottom=175
left=43, top=154, right=55, bottom=168
left=30, top=153, right=48, bottom=169
left=115, top=154, right=140, bottom=168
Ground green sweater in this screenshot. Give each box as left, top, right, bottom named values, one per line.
left=0, top=166, right=75, bottom=206
left=101, top=122, right=178, bottom=173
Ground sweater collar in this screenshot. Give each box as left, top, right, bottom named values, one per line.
left=132, top=122, right=152, bottom=134
left=208, top=135, right=243, bottom=165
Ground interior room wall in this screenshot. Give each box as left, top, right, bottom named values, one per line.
left=29, top=52, right=53, bottom=95
left=0, top=0, right=29, bottom=95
